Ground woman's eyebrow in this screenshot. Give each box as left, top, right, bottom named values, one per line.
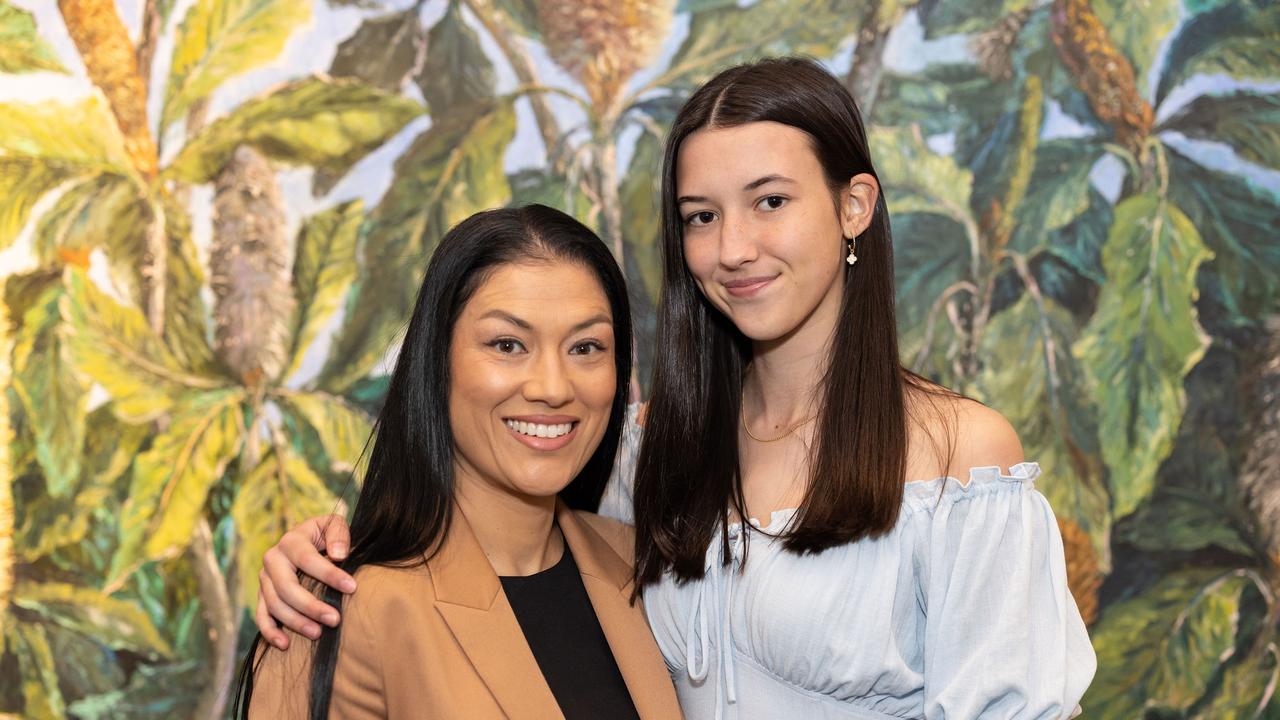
left=479, top=309, right=531, bottom=329
left=569, top=314, right=613, bottom=333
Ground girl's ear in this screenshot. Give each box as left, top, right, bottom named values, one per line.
left=840, top=173, right=880, bottom=239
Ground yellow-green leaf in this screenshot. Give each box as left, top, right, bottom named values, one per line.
left=0, top=2, right=67, bottom=74
left=1074, top=194, right=1212, bottom=518
left=1084, top=569, right=1254, bottom=715
left=330, top=9, right=426, bottom=93
left=162, top=0, right=311, bottom=131
left=1156, top=3, right=1280, bottom=105
left=281, top=391, right=373, bottom=474
left=664, top=0, right=855, bottom=90
left=60, top=268, right=222, bottom=423
left=0, top=94, right=133, bottom=250
left=12, top=580, right=171, bottom=658
left=12, top=283, right=86, bottom=497
left=871, top=126, right=977, bottom=238
left=284, top=200, right=362, bottom=381
left=418, top=1, right=494, bottom=112
left=1193, top=645, right=1280, bottom=719
left=7, top=622, right=64, bottom=720
left=0, top=95, right=131, bottom=168
left=232, top=449, right=340, bottom=606
left=620, top=131, right=663, bottom=304
left=18, top=407, right=148, bottom=561
left=976, top=295, right=1110, bottom=567
left=319, top=101, right=516, bottom=392
left=1091, top=0, right=1182, bottom=89
left=32, top=175, right=123, bottom=264
left=156, top=195, right=218, bottom=375
left=167, top=76, right=421, bottom=184
left=0, top=158, right=79, bottom=252
left=108, top=389, right=244, bottom=584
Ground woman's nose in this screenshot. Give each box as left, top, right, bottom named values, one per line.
left=521, top=351, right=572, bottom=407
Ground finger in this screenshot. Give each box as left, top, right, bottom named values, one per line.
left=282, top=530, right=357, bottom=594
left=315, top=514, right=352, bottom=561
left=260, top=567, right=323, bottom=640
left=266, top=544, right=344, bottom=626
left=255, top=587, right=289, bottom=650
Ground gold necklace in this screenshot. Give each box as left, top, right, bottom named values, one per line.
left=740, top=400, right=816, bottom=443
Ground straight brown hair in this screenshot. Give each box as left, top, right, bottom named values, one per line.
left=633, top=57, right=948, bottom=586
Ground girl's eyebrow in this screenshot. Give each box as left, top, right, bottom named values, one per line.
left=678, top=174, right=798, bottom=205
left=742, top=174, right=796, bottom=191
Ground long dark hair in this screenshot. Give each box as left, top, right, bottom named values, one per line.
left=234, top=204, right=633, bottom=719
left=634, top=56, right=947, bottom=586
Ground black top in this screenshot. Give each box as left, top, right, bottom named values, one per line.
left=499, top=545, right=641, bottom=720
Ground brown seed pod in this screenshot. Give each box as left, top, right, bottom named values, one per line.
left=57, top=0, right=158, bottom=180
left=210, top=146, right=294, bottom=384
left=537, top=0, right=675, bottom=114
left=1050, top=0, right=1153, bottom=152
left=1058, top=516, right=1102, bottom=626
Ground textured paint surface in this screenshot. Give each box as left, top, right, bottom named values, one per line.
left=0, top=0, right=1277, bottom=717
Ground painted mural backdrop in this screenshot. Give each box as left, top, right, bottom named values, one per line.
left=0, top=0, right=1276, bottom=716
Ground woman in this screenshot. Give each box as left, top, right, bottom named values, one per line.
left=256, top=58, right=1096, bottom=718
left=236, top=205, right=681, bottom=719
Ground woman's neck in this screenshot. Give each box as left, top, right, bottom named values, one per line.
left=454, top=472, right=562, bottom=577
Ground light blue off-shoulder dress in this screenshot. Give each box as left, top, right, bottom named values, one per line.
left=599, top=406, right=1097, bottom=719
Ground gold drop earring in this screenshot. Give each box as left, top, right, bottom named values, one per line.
left=846, top=236, right=858, bottom=266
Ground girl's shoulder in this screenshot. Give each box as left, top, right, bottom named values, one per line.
left=904, top=386, right=1024, bottom=484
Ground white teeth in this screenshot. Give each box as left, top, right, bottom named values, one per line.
left=504, top=420, right=573, bottom=439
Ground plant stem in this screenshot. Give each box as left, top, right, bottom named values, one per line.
left=136, top=0, right=163, bottom=90
left=596, top=133, right=624, bottom=262
left=190, top=518, right=237, bottom=720
left=844, top=0, right=890, bottom=114
left=0, top=301, right=13, bottom=639
left=463, top=0, right=563, bottom=168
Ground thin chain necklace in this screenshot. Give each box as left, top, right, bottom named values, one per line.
left=740, top=389, right=816, bottom=443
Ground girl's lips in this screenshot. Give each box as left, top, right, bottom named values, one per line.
left=722, top=275, right=777, bottom=298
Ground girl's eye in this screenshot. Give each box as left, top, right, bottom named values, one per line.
left=570, top=341, right=606, bottom=355
left=685, top=210, right=717, bottom=227
left=490, top=338, right=525, bottom=354
left=758, top=195, right=787, bottom=211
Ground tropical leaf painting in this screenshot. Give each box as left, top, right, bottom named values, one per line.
left=0, top=0, right=1277, bottom=717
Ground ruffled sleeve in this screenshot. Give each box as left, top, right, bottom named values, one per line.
left=597, top=402, right=643, bottom=524
left=914, top=463, right=1096, bottom=719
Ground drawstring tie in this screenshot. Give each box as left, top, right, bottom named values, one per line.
left=684, top=519, right=748, bottom=720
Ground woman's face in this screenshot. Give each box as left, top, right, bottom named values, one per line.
left=676, top=121, right=876, bottom=344
left=448, top=259, right=617, bottom=502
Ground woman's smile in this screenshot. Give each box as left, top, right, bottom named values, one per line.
left=503, top=415, right=580, bottom=450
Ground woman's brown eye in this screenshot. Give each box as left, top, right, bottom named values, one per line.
left=763, top=196, right=786, bottom=210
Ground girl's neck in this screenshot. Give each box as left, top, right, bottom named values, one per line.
left=746, top=297, right=838, bottom=425
left=453, top=468, right=562, bottom=577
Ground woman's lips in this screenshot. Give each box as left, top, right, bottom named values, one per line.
left=722, top=275, right=777, bottom=298
left=503, top=416, right=579, bottom=451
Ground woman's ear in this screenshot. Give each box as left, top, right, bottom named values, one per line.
left=840, top=173, right=880, bottom=239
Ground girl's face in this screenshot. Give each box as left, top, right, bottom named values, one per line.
left=675, top=121, right=877, bottom=345
left=448, top=259, right=617, bottom=503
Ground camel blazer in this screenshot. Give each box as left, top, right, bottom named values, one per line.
left=249, top=501, right=682, bottom=719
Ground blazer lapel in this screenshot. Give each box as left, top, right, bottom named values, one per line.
left=558, top=504, right=683, bottom=720
left=430, top=507, right=563, bottom=720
